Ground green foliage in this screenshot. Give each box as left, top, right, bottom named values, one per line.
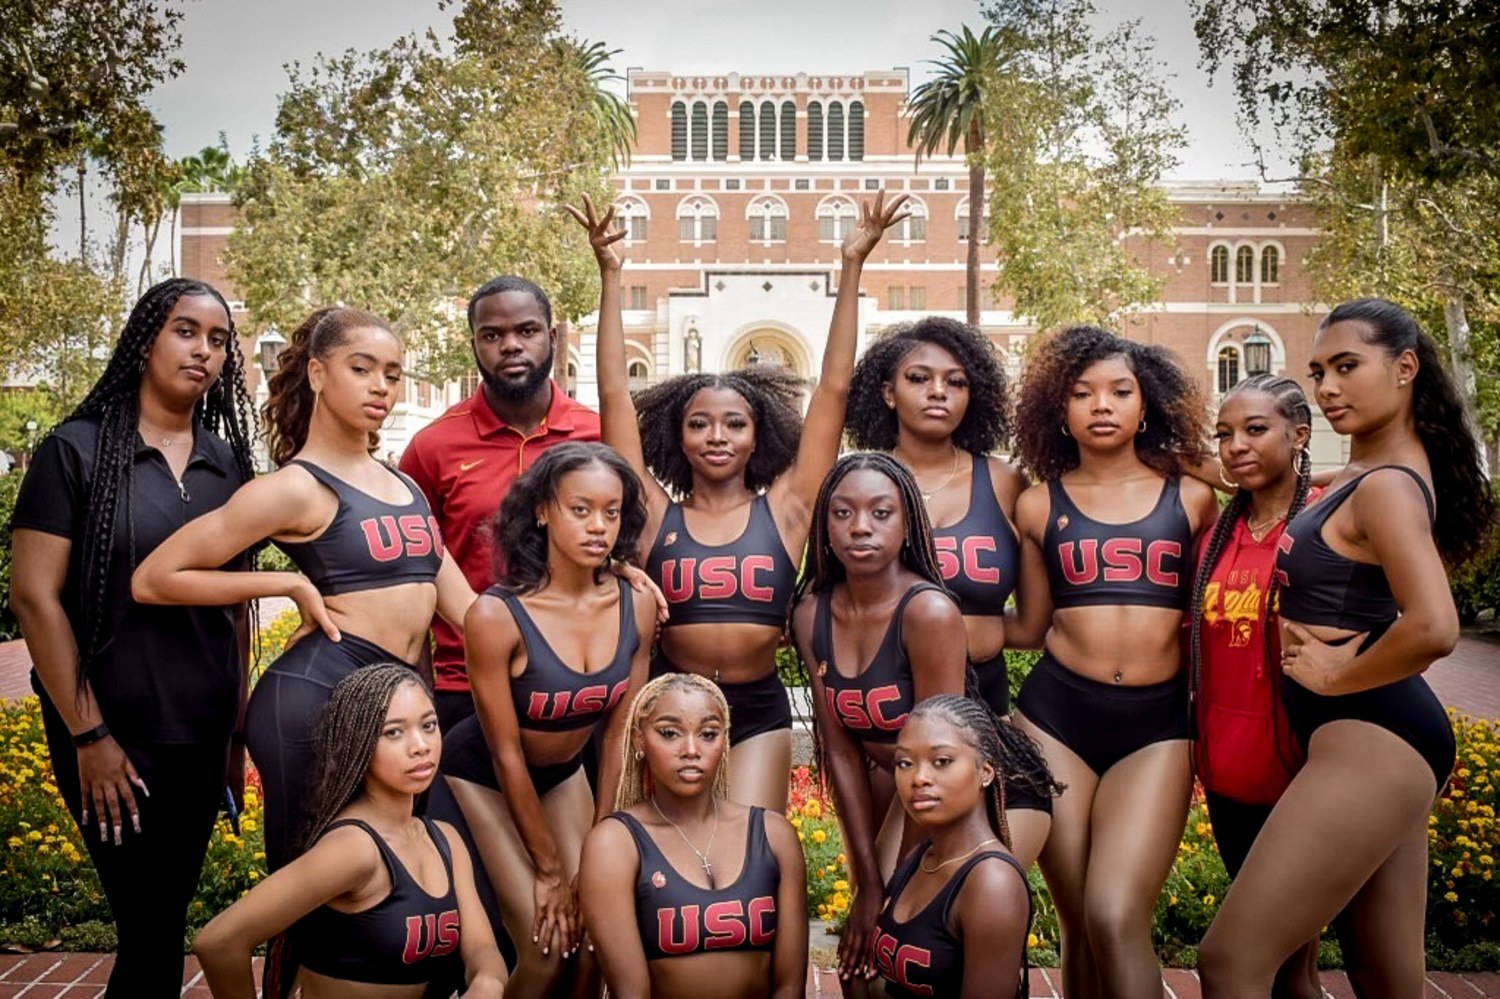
left=1004, top=648, right=1041, bottom=702
left=0, top=472, right=23, bottom=641
left=225, top=0, right=619, bottom=384
left=1450, top=523, right=1500, bottom=624
left=979, top=2, right=1185, bottom=331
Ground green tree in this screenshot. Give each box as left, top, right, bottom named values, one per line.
left=978, top=2, right=1185, bottom=332
left=225, top=0, right=617, bottom=384
left=907, top=25, right=1003, bottom=327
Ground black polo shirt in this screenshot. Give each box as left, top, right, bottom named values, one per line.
left=13, top=415, right=248, bottom=745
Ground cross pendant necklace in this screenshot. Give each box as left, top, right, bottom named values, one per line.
left=651, top=796, right=720, bottom=889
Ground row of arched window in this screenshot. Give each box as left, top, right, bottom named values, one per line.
left=1211, top=243, right=1281, bottom=285
left=670, top=100, right=865, bottom=162
left=615, top=194, right=962, bottom=244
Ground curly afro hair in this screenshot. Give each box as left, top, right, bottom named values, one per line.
left=844, top=316, right=1013, bottom=455
left=1015, top=324, right=1209, bottom=481
left=633, top=366, right=806, bottom=497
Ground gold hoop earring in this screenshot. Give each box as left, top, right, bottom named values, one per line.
left=634, top=749, right=644, bottom=761
left=1139, top=417, right=1148, bottom=433
left=1219, top=464, right=1240, bottom=490
left=1293, top=446, right=1312, bottom=479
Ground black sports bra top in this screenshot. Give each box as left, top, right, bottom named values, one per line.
left=292, top=818, right=461, bottom=985
left=873, top=844, right=1031, bottom=999
left=613, top=806, right=780, bottom=961
left=644, top=495, right=800, bottom=628
left=278, top=460, right=444, bottom=596
left=930, top=455, right=1020, bottom=616
left=813, top=583, right=949, bottom=744
left=499, top=577, right=636, bottom=732
left=1043, top=476, right=1193, bottom=611
left=1276, top=465, right=1434, bottom=633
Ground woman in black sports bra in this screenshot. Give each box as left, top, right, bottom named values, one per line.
left=1197, top=299, right=1495, bottom=998
left=788, top=452, right=970, bottom=983
left=134, top=308, right=478, bottom=871
left=845, top=317, right=1055, bottom=865
left=579, top=672, right=808, bottom=999
left=194, top=664, right=505, bottom=999
left=441, top=442, right=657, bottom=999
left=1007, top=326, right=1219, bottom=999
left=858, top=694, right=1032, bottom=999
left=567, top=191, right=908, bottom=814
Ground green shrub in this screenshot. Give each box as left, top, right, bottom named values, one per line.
left=0, top=472, right=23, bottom=641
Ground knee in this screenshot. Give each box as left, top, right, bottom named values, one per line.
left=514, top=945, right=568, bottom=986
left=1197, top=929, right=1258, bottom=997
left=1082, top=892, right=1150, bottom=956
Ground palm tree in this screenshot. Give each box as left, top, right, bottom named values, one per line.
left=907, top=25, right=1005, bottom=327
left=560, top=39, right=635, bottom=167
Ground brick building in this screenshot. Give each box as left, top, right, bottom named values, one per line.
left=178, top=67, right=1339, bottom=464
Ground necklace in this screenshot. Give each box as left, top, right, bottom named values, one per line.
left=920, top=837, right=999, bottom=875
left=906, top=445, right=962, bottom=503
left=1246, top=506, right=1289, bottom=541
left=651, top=796, right=720, bottom=888
left=138, top=419, right=190, bottom=448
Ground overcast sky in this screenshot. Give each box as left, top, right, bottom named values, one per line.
left=143, top=0, right=1264, bottom=180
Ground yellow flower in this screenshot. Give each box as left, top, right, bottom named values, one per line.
left=1203, top=894, right=1215, bottom=906
left=1444, top=891, right=1459, bottom=902
left=1195, top=822, right=1208, bottom=836
left=834, top=880, right=848, bottom=892
left=24, top=830, right=41, bottom=842
left=836, top=853, right=846, bottom=865
left=240, top=818, right=257, bottom=833
left=6, top=836, right=21, bottom=848
left=1027, top=933, right=1039, bottom=949
left=802, top=799, right=823, bottom=820
left=790, top=816, right=803, bottom=830
left=812, top=829, right=827, bottom=844
left=1168, top=895, right=1178, bottom=906
left=796, top=831, right=805, bottom=843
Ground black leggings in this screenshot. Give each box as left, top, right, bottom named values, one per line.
left=38, top=691, right=227, bottom=998
left=244, top=631, right=414, bottom=869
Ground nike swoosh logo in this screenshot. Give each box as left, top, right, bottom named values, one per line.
left=460, top=460, right=484, bottom=472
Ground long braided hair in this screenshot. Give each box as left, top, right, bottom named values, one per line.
left=615, top=672, right=733, bottom=811
left=62, top=278, right=257, bottom=697
left=904, top=694, right=1015, bottom=848
left=265, top=663, right=428, bottom=997
left=262, top=307, right=395, bottom=467
left=1187, top=374, right=1313, bottom=781
left=790, top=453, right=1059, bottom=816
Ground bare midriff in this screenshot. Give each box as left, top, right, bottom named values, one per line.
left=1043, top=604, right=1184, bottom=686
left=658, top=622, right=785, bottom=686
left=322, top=581, right=439, bottom=665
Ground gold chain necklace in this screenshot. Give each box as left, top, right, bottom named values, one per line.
left=906, top=445, right=962, bottom=503
left=919, top=837, right=999, bottom=874
left=1246, top=507, right=1289, bottom=541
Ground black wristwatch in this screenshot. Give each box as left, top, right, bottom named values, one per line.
left=71, top=723, right=111, bottom=748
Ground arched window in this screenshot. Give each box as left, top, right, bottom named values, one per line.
left=616, top=197, right=649, bottom=243
left=758, top=100, right=776, bottom=160
left=1210, top=245, right=1229, bottom=283
left=747, top=196, right=788, bottom=242
left=670, top=102, right=687, bottom=161
left=898, top=198, right=928, bottom=242
left=739, top=101, right=756, bottom=160
left=817, top=197, right=858, bottom=243
left=711, top=102, right=728, bottom=161
left=1235, top=245, right=1255, bottom=284
left=690, top=102, right=708, bottom=161
left=1216, top=345, right=1241, bottom=396
left=956, top=197, right=986, bottom=241
left=1261, top=245, right=1280, bottom=284
left=828, top=101, right=845, bottom=161
left=564, top=360, right=579, bottom=399
left=849, top=101, right=865, bottom=161
left=627, top=358, right=651, bottom=390
left=808, top=101, right=823, bottom=161
left=676, top=196, right=719, bottom=243
left=780, top=101, right=796, bottom=162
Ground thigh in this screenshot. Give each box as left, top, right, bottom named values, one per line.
left=1015, top=712, right=1098, bottom=917
left=1086, top=740, right=1193, bottom=915
left=727, top=728, right=792, bottom=813
left=539, top=768, right=596, bottom=882
left=446, top=776, right=542, bottom=941
left=1203, top=721, right=1435, bottom=978
left=1006, top=808, right=1052, bottom=871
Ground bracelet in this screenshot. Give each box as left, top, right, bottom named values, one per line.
left=71, top=723, right=110, bottom=748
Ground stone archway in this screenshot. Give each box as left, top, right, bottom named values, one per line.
left=722, top=323, right=811, bottom=379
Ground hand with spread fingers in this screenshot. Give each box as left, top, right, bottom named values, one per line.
left=842, top=189, right=911, bottom=265
left=565, top=194, right=628, bottom=274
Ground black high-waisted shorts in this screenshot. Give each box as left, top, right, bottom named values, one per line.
left=650, top=649, right=793, bottom=742
left=1015, top=651, right=1190, bottom=775
left=441, top=714, right=585, bottom=798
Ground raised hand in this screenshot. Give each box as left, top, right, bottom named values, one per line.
left=563, top=194, right=627, bottom=273
left=842, top=189, right=911, bottom=265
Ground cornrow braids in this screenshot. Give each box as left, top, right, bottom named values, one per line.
left=262, top=307, right=395, bottom=467
left=905, top=694, right=1020, bottom=848
left=615, top=673, right=733, bottom=811
left=264, top=663, right=425, bottom=999
left=845, top=317, right=1013, bottom=454
left=791, top=452, right=951, bottom=798
left=632, top=366, right=806, bottom=498
left=61, top=279, right=257, bottom=699
left=1188, top=373, right=1313, bottom=783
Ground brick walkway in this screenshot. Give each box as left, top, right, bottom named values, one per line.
left=1, top=954, right=1498, bottom=997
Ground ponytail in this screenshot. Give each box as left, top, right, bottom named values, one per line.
left=262, top=307, right=394, bottom=467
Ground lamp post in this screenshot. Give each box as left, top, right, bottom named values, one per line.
left=258, top=330, right=287, bottom=379
left=23, top=419, right=38, bottom=471
left=1243, top=327, right=1273, bottom=376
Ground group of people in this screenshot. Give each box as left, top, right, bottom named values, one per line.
left=8, top=186, right=1492, bottom=999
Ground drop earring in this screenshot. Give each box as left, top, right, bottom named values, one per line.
left=1060, top=423, right=1071, bottom=437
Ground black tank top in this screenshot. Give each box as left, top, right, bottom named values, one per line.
left=1276, top=466, right=1434, bottom=633
left=1043, top=476, right=1193, bottom=610
left=645, top=495, right=800, bottom=628
left=930, top=455, right=1020, bottom=616
left=498, top=577, right=637, bottom=732
left=612, top=806, right=781, bottom=961
left=812, top=583, right=950, bottom=744
left=291, top=818, right=461, bottom=985
left=278, top=460, right=444, bottom=596
left=873, top=844, right=1031, bottom=999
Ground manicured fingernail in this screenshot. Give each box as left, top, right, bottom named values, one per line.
left=132, top=816, right=140, bottom=834
left=98, top=823, right=106, bottom=840
left=112, top=824, right=121, bottom=845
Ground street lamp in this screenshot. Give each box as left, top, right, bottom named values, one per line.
left=23, top=419, right=38, bottom=471
left=258, top=330, right=287, bottom=377
left=1243, top=327, right=1273, bottom=376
